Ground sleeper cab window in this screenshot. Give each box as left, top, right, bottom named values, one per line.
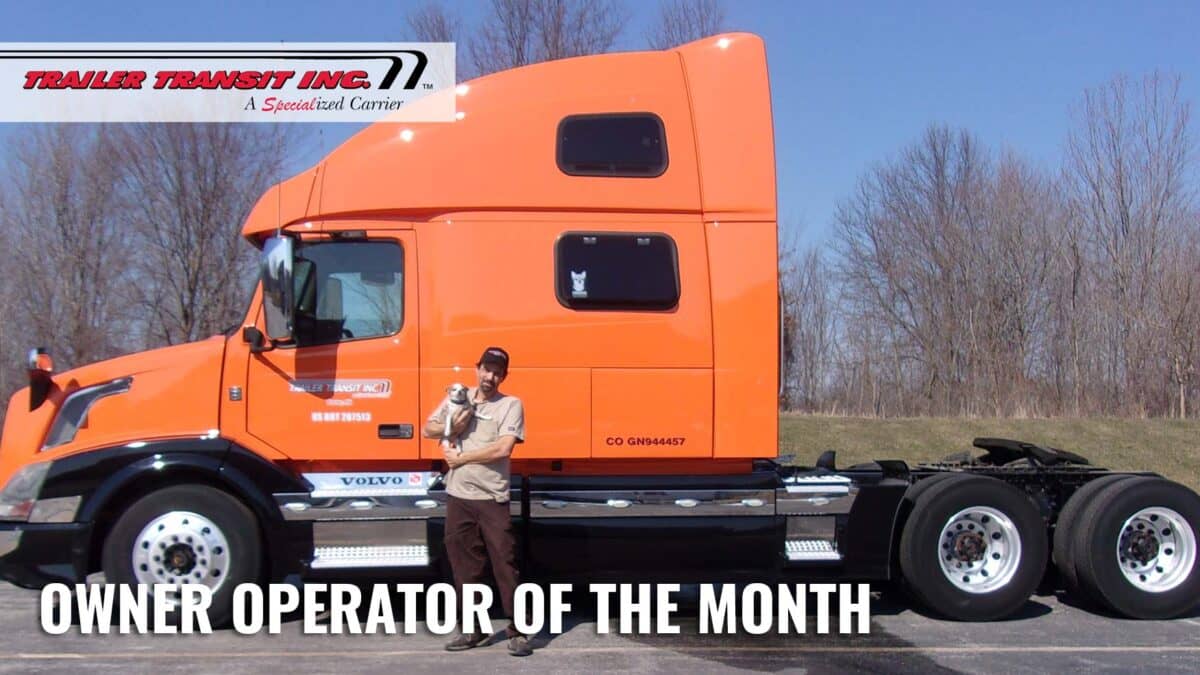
left=557, top=113, right=668, bottom=177
left=292, top=240, right=405, bottom=346
left=555, top=233, right=680, bottom=311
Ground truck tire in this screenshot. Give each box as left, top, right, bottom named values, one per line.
left=899, top=474, right=1047, bottom=621
left=101, top=484, right=262, bottom=627
left=904, top=472, right=961, bottom=504
left=1051, top=473, right=1132, bottom=600
left=1071, top=476, right=1200, bottom=619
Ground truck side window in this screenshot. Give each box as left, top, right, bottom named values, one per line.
left=292, top=240, right=404, bottom=347
left=555, top=232, right=679, bottom=310
left=557, top=113, right=667, bottom=177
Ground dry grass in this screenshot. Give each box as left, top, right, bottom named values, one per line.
left=779, top=414, right=1200, bottom=491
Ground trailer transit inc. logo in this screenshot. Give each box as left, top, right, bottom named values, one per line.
left=0, top=43, right=456, bottom=122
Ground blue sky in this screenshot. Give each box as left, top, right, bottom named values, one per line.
left=1, top=0, right=1197, bottom=244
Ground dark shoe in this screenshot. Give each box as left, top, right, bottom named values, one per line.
left=507, top=634, right=533, bottom=657
left=445, top=632, right=489, bottom=652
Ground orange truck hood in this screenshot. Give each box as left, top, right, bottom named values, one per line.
left=0, top=336, right=227, bottom=487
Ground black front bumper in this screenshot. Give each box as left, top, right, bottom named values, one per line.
left=0, top=521, right=91, bottom=589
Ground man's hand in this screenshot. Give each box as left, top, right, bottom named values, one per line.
left=449, top=406, right=473, bottom=435
left=442, top=443, right=464, bottom=469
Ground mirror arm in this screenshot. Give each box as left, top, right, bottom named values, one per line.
left=242, top=326, right=274, bottom=354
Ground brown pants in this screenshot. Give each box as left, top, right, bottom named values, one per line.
left=444, top=495, right=521, bottom=637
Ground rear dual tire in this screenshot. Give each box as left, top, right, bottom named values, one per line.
left=1057, top=476, right=1200, bottom=619
left=899, top=474, right=1047, bottom=621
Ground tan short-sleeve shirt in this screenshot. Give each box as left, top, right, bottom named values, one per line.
left=427, top=388, right=524, bottom=502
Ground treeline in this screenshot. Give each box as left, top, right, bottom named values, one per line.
left=781, top=73, right=1199, bottom=418
left=0, top=124, right=293, bottom=415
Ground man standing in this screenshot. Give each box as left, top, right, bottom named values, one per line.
left=422, top=346, right=531, bottom=656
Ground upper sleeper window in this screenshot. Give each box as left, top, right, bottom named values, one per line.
left=555, top=232, right=679, bottom=311
left=557, top=113, right=668, bottom=177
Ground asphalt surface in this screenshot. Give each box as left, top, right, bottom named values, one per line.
left=0, top=581, right=1198, bottom=674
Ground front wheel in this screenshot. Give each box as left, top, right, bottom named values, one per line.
left=101, top=485, right=262, bottom=627
left=899, top=474, right=1047, bottom=620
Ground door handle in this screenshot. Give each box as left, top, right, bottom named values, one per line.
left=378, top=424, right=414, bottom=439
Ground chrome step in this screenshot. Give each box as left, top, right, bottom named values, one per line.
left=785, top=539, right=842, bottom=562
left=311, top=544, right=430, bottom=569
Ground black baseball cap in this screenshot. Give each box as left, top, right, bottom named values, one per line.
left=477, top=346, right=510, bottom=372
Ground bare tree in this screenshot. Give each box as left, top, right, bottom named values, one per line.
left=779, top=232, right=835, bottom=411
left=109, top=124, right=294, bottom=346
left=469, top=0, right=629, bottom=76
left=647, top=0, right=727, bottom=49
left=407, top=2, right=462, bottom=41
left=1156, top=223, right=1200, bottom=417
left=1065, top=72, right=1195, bottom=415
left=406, top=2, right=471, bottom=78
left=0, top=126, right=134, bottom=371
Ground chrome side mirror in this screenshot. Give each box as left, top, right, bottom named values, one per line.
left=260, top=236, right=296, bottom=342
left=27, top=347, right=53, bottom=374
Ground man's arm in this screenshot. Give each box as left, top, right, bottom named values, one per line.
left=444, top=435, right=518, bottom=467
left=421, top=402, right=472, bottom=439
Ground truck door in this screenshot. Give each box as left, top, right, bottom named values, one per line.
left=244, top=231, right=420, bottom=460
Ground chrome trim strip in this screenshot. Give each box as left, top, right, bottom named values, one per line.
left=0, top=530, right=20, bottom=557
left=784, top=474, right=852, bottom=484
left=277, top=488, right=521, bottom=520
left=776, top=486, right=858, bottom=516
left=529, top=489, right=775, bottom=518
left=276, top=492, right=447, bottom=521
left=29, top=496, right=81, bottom=524
left=303, top=472, right=438, bottom=498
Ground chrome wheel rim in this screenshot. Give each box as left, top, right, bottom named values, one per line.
left=131, top=510, right=231, bottom=597
left=938, top=506, right=1022, bottom=593
left=1117, top=507, right=1196, bottom=593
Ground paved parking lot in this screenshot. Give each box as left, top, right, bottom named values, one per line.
left=0, top=582, right=1198, bottom=673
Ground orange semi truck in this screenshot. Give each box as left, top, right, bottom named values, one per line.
left=1, top=34, right=1197, bottom=624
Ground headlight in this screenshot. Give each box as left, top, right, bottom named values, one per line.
left=42, top=377, right=132, bottom=450
left=0, top=462, right=50, bottom=521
